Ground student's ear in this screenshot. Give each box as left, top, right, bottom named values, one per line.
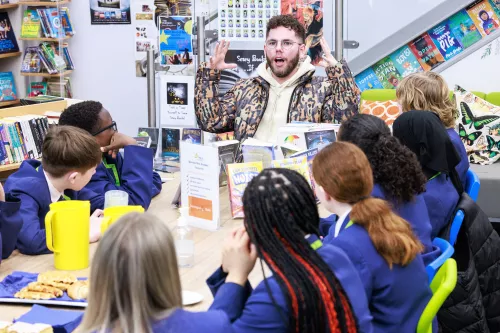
left=315, top=185, right=332, bottom=203
left=67, top=171, right=79, bottom=185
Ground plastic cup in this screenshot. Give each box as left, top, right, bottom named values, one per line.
left=104, top=190, right=129, bottom=209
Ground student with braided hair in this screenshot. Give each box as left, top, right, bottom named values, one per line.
left=312, top=142, right=433, bottom=333
left=207, top=168, right=373, bottom=333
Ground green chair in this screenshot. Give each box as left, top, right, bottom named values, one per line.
left=416, top=258, right=458, bottom=333
left=486, top=92, right=500, bottom=106
left=360, top=89, right=397, bottom=103
left=471, top=91, right=487, bottom=100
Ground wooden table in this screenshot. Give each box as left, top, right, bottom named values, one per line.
left=0, top=172, right=330, bottom=321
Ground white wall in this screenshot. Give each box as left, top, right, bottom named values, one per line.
left=440, top=35, right=500, bottom=92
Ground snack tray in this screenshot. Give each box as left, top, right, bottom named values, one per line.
left=0, top=298, right=87, bottom=307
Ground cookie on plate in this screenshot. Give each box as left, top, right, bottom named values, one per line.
left=37, top=271, right=77, bottom=285
left=26, top=283, right=63, bottom=298
left=14, top=288, right=54, bottom=300
left=67, top=280, right=89, bottom=300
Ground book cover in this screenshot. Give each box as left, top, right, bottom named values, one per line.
left=21, top=9, right=41, bottom=38
left=389, top=45, right=424, bottom=77
left=490, top=0, right=500, bottom=18
left=138, top=127, right=159, bottom=156
left=28, top=82, right=47, bottom=97
left=354, top=67, right=384, bottom=92
left=448, top=10, right=483, bottom=49
left=280, top=144, right=302, bottom=158
left=216, top=131, right=235, bottom=141
left=227, top=161, right=263, bottom=218
left=305, top=129, right=336, bottom=151
left=241, top=139, right=276, bottom=168
left=60, top=7, right=75, bottom=36
left=429, top=21, right=464, bottom=61
left=409, top=33, right=446, bottom=71
left=134, top=136, right=151, bottom=148
left=466, top=0, right=500, bottom=36
left=161, top=128, right=180, bottom=163
left=271, top=156, right=312, bottom=186
left=371, top=57, right=403, bottom=89
left=182, top=128, right=202, bottom=144
left=0, top=12, right=19, bottom=54
left=213, top=140, right=239, bottom=187
left=0, top=72, right=17, bottom=102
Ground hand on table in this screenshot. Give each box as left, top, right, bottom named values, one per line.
left=101, top=132, right=137, bottom=159
left=222, top=226, right=258, bottom=286
left=89, top=209, right=104, bottom=243
left=209, top=40, right=237, bottom=71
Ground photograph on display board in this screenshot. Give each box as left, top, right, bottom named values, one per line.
left=167, top=82, right=188, bottom=105
left=448, top=9, right=483, bottom=49
left=409, top=33, right=446, bottom=71
left=389, top=45, right=424, bottom=78
left=218, top=49, right=265, bottom=96
left=372, top=57, right=403, bottom=89
left=219, top=0, right=280, bottom=41
left=0, top=13, right=18, bottom=54
left=467, top=0, right=500, bottom=36
left=89, top=0, right=131, bottom=24
left=159, top=16, right=193, bottom=66
left=428, top=21, right=464, bottom=61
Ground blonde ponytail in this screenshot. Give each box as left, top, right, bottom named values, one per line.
left=351, top=197, right=423, bottom=268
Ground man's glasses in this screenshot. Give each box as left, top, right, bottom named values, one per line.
left=92, top=121, right=117, bottom=136
left=265, top=39, right=302, bottom=50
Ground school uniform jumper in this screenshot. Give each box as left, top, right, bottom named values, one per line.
left=4, top=160, right=104, bottom=255
left=447, top=128, right=469, bottom=187
left=423, top=173, right=460, bottom=239
left=206, top=235, right=374, bottom=333
left=86, top=145, right=161, bottom=209
left=320, top=184, right=438, bottom=266
left=325, top=219, right=433, bottom=333
left=0, top=197, right=22, bottom=261
left=151, top=308, right=233, bottom=333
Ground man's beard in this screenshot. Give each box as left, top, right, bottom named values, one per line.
left=266, top=52, right=300, bottom=78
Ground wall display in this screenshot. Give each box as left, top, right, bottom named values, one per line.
left=159, top=16, right=193, bottom=66
left=218, top=0, right=280, bottom=41
left=218, top=49, right=264, bottom=96
left=159, top=75, right=196, bottom=127
left=90, top=0, right=131, bottom=24
left=295, top=0, right=323, bottom=65
left=133, top=0, right=157, bottom=77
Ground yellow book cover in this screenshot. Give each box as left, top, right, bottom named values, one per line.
left=226, top=161, right=263, bottom=218
left=271, top=156, right=312, bottom=186
left=21, top=9, right=41, bottom=38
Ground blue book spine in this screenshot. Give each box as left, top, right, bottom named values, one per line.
left=429, top=21, right=464, bottom=61
left=354, top=67, right=384, bottom=92
left=389, top=45, right=424, bottom=77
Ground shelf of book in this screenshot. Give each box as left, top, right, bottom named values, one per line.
left=0, top=162, right=25, bottom=173
left=21, top=70, right=72, bottom=78
left=20, top=36, right=71, bottom=42
left=0, top=52, right=21, bottom=59
left=19, top=0, right=71, bottom=6
left=0, top=3, right=18, bottom=9
left=0, top=100, right=20, bottom=108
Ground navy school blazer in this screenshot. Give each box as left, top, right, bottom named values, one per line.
left=0, top=196, right=22, bottom=261
left=447, top=128, right=469, bottom=188
left=86, top=145, right=162, bottom=209
left=151, top=308, right=233, bottom=332
left=4, top=160, right=104, bottom=255
left=206, top=235, right=374, bottom=333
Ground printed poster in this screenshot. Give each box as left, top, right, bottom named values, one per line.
left=448, top=9, right=483, bottom=49
left=372, top=57, right=403, bottom=89
left=159, top=75, right=196, bottom=127
left=155, top=0, right=193, bottom=24
left=288, top=0, right=323, bottom=65
left=218, top=0, right=281, bottom=41
left=428, top=21, right=464, bottom=61
left=466, top=0, right=500, bottom=36
left=409, top=33, right=446, bottom=71
left=159, top=16, right=193, bottom=66
left=354, top=67, right=383, bottom=92
left=89, top=0, right=131, bottom=24
left=133, top=0, right=157, bottom=77
left=389, top=45, right=424, bottom=78
left=219, top=49, right=264, bottom=96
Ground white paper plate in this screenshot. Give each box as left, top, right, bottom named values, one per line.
left=0, top=297, right=87, bottom=307
left=182, top=290, right=203, bottom=306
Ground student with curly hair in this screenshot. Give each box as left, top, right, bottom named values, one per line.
left=396, top=72, right=469, bottom=186
left=207, top=168, right=373, bottom=333
left=313, top=141, right=433, bottom=333
left=58, top=101, right=162, bottom=209
left=323, top=114, right=436, bottom=265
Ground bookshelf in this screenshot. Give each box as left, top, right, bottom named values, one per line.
left=19, top=1, right=71, bottom=6
left=20, top=70, right=72, bottom=78
left=20, top=36, right=71, bottom=42
left=0, top=100, right=20, bottom=108
left=0, top=52, right=21, bottom=59
left=0, top=3, right=18, bottom=9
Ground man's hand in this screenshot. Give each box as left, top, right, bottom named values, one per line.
left=221, top=226, right=258, bottom=286
left=318, top=37, right=338, bottom=68
left=101, top=132, right=137, bottom=159
left=89, top=209, right=103, bottom=243
left=209, top=40, right=238, bottom=71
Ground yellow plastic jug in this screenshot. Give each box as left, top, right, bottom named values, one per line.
left=45, top=201, right=90, bottom=271
left=100, top=205, right=145, bottom=234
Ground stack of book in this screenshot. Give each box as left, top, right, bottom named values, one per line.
left=21, top=7, right=75, bottom=39
left=21, top=43, right=74, bottom=75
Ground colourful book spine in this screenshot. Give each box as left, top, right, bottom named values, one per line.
left=389, top=45, right=424, bottom=77
left=372, top=57, right=403, bottom=89
left=448, top=9, right=483, bottom=49
left=409, top=33, right=446, bottom=71
left=429, top=21, right=464, bottom=61
left=354, top=67, right=384, bottom=92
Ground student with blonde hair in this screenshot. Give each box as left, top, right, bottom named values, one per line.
left=312, top=142, right=433, bottom=333
left=396, top=71, right=469, bottom=186
left=80, top=213, right=232, bottom=333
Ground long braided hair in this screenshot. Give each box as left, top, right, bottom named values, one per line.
left=242, top=168, right=358, bottom=333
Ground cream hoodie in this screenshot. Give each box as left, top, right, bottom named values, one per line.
left=253, top=56, right=315, bottom=144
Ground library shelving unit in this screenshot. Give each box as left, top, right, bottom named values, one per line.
left=0, top=2, right=21, bottom=108
left=19, top=0, right=74, bottom=98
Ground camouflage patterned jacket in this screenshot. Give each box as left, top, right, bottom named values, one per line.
left=194, top=59, right=361, bottom=145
